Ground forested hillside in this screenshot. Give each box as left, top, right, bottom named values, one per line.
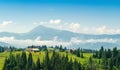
left=1, top=46, right=120, bottom=70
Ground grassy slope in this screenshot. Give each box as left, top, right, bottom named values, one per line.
left=0, top=51, right=93, bottom=70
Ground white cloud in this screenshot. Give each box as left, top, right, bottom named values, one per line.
left=0, top=36, right=118, bottom=48
left=49, top=19, right=61, bottom=24
left=96, top=26, right=106, bottom=34
left=0, top=20, right=13, bottom=28
left=86, top=38, right=117, bottom=43
left=70, top=37, right=83, bottom=44
left=68, top=23, right=80, bottom=32
left=0, top=37, right=70, bottom=48
left=69, top=37, right=118, bottom=44
left=0, top=36, right=15, bottom=42
left=96, top=26, right=120, bottom=34
left=106, top=29, right=120, bottom=34
left=33, top=21, right=47, bottom=25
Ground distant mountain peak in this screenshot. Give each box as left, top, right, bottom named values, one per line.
left=29, top=25, right=55, bottom=33
left=0, top=25, right=120, bottom=49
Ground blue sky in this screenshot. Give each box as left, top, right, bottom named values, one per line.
left=0, top=0, right=120, bottom=34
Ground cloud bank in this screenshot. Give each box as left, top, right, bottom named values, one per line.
left=0, top=36, right=119, bottom=48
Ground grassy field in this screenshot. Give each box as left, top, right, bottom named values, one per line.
left=0, top=51, right=93, bottom=70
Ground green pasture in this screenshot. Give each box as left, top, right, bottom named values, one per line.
left=0, top=51, right=93, bottom=70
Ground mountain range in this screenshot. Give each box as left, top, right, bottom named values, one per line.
left=0, top=25, right=120, bottom=49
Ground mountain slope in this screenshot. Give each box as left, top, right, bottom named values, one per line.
left=0, top=25, right=120, bottom=49
left=0, top=25, right=120, bottom=41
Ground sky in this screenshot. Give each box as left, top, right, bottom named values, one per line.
left=0, top=0, right=120, bottom=34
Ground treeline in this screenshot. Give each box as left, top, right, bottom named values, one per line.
left=0, top=46, right=17, bottom=52
left=70, top=48, right=84, bottom=58
left=0, top=46, right=4, bottom=52
left=28, top=45, right=67, bottom=52
left=29, top=45, right=84, bottom=58
left=3, top=51, right=83, bottom=70
left=93, top=46, right=120, bottom=70
left=28, top=45, right=93, bottom=58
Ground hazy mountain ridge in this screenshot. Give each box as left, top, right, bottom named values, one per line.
left=0, top=25, right=120, bottom=49
left=0, top=25, right=120, bottom=40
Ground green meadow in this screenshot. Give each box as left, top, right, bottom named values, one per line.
left=0, top=51, right=93, bottom=70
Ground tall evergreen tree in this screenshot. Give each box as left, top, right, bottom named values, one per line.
left=81, top=53, right=84, bottom=58
left=108, top=58, right=113, bottom=70
left=15, top=54, right=22, bottom=70
left=99, top=46, right=104, bottom=58
left=27, top=53, right=33, bottom=70
left=112, top=47, right=118, bottom=57
left=107, top=49, right=112, bottom=58
left=88, top=57, right=95, bottom=70
left=36, top=58, right=41, bottom=70
left=76, top=48, right=80, bottom=57
left=102, top=49, right=108, bottom=69
left=21, top=52, right=27, bottom=69
left=43, top=51, right=49, bottom=70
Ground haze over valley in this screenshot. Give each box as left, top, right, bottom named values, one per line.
left=0, top=25, right=120, bottom=49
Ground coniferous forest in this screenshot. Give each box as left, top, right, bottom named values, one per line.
left=3, top=51, right=82, bottom=70
left=1, top=46, right=120, bottom=70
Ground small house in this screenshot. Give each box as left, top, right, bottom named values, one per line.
left=26, top=47, right=39, bottom=52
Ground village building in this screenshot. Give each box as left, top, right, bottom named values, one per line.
left=26, top=47, right=39, bottom=52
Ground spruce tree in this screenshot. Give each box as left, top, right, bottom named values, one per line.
left=43, top=51, right=49, bottom=70
left=27, top=53, right=33, bottom=70
left=21, top=52, right=27, bottom=69
left=89, top=57, right=93, bottom=70
left=80, top=49, right=84, bottom=58
left=36, top=58, right=41, bottom=70
left=76, top=48, right=80, bottom=57
left=99, top=46, right=104, bottom=58
left=108, top=58, right=113, bottom=70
